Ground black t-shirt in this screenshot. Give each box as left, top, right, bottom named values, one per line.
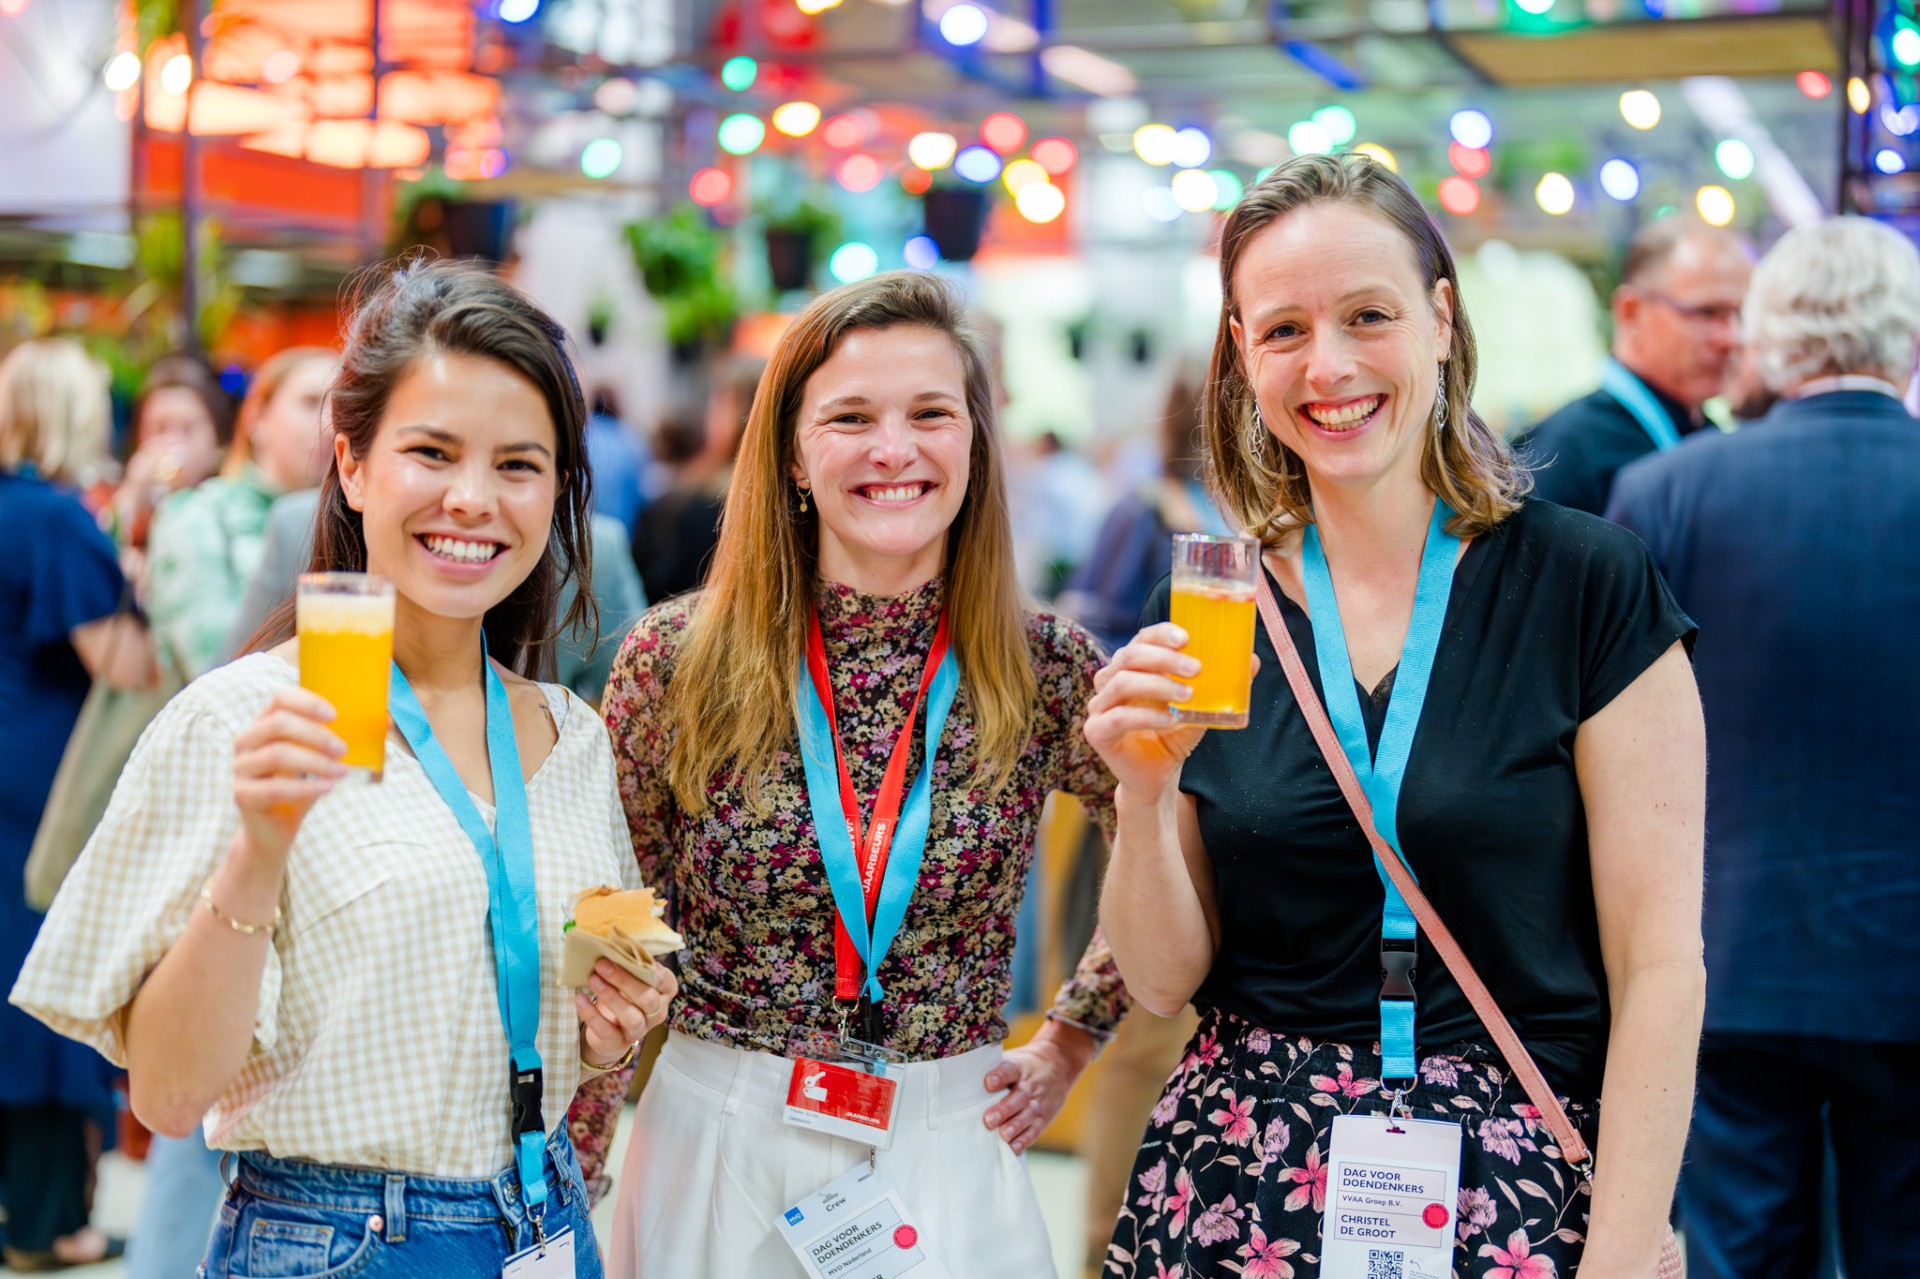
left=1143, top=500, right=1695, bottom=1097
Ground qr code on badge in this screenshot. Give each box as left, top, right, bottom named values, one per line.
left=1367, top=1249, right=1404, bottom=1279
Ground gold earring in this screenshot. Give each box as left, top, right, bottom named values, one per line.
left=798, top=484, right=810, bottom=513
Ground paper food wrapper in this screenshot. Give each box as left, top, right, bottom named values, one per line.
left=561, top=925, right=658, bottom=988
left=561, top=885, right=683, bottom=988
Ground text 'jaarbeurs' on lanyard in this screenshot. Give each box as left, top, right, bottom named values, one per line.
left=796, top=607, right=959, bottom=1035
left=388, top=644, right=552, bottom=1240
left=1300, top=497, right=1462, bottom=1085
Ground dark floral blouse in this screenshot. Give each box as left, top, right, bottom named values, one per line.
left=565, top=577, right=1129, bottom=1195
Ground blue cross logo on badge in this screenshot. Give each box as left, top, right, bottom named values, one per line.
left=784, top=1208, right=805, bottom=1226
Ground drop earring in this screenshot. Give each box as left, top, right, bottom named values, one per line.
left=797, top=483, right=810, bottom=513
left=1248, top=407, right=1269, bottom=466
left=1433, top=365, right=1449, bottom=434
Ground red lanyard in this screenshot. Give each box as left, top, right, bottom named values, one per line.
left=803, top=606, right=953, bottom=1003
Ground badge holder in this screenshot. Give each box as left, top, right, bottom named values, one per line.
left=1319, top=1105, right=1462, bottom=1279
left=783, top=1023, right=907, bottom=1152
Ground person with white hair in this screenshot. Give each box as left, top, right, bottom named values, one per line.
left=1608, top=216, right=1920, bottom=1279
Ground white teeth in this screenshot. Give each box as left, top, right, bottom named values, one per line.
left=864, top=484, right=926, bottom=503
left=423, top=535, right=500, bottom=564
left=1305, top=396, right=1383, bottom=428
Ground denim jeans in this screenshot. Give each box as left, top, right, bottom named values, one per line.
left=199, top=1126, right=603, bottom=1278
left=128, top=1132, right=225, bottom=1279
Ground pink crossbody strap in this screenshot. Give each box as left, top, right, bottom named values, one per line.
left=1252, top=572, right=1594, bottom=1171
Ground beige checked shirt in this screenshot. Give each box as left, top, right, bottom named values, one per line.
left=11, top=653, right=642, bottom=1176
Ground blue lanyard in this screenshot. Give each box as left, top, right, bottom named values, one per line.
left=388, top=646, right=550, bottom=1224
left=795, top=642, right=959, bottom=1006
left=1599, top=357, right=1682, bottom=452
left=1184, top=478, right=1235, bottom=537
left=1300, top=497, right=1461, bottom=1081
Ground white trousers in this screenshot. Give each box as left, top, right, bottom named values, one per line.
left=608, top=1031, right=1059, bottom=1278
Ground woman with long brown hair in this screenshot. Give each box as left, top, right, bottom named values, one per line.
left=14, top=260, right=672, bottom=1276
left=1087, top=155, right=1704, bottom=1277
left=584, top=270, right=1127, bottom=1274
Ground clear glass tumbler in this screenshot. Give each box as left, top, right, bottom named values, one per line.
left=1168, top=534, right=1260, bottom=729
left=296, top=573, right=395, bottom=782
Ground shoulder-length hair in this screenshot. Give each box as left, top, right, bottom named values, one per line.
left=665, top=271, right=1033, bottom=814
left=254, top=258, right=594, bottom=679
left=0, top=338, right=111, bottom=485
left=1206, top=153, right=1527, bottom=542
left=221, top=346, right=337, bottom=480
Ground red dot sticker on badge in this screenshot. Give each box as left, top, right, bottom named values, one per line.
left=1423, top=1203, right=1449, bottom=1229
left=894, top=1225, right=919, bottom=1249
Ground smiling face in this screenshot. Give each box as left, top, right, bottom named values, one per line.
left=1229, top=200, right=1453, bottom=503
left=789, top=325, right=973, bottom=593
left=335, top=351, right=558, bottom=623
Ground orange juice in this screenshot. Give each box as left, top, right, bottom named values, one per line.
left=1170, top=581, right=1256, bottom=728
left=297, top=588, right=394, bottom=777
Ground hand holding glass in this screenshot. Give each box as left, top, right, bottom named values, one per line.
left=1168, top=534, right=1259, bottom=729
left=296, top=573, right=395, bottom=781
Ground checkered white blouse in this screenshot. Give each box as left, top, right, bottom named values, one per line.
left=10, top=652, right=642, bottom=1176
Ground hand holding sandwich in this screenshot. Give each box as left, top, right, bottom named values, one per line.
left=568, top=887, right=685, bottom=1069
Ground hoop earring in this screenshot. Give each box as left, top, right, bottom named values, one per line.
left=1433, top=365, right=1449, bottom=434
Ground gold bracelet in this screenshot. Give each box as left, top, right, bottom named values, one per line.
left=580, top=1039, right=640, bottom=1074
left=200, top=878, right=281, bottom=938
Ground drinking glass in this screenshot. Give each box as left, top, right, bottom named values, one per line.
left=296, top=573, right=395, bottom=781
left=1169, top=534, right=1259, bottom=729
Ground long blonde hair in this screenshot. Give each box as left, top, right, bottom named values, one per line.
left=1205, top=153, right=1528, bottom=543
left=666, top=272, right=1035, bottom=814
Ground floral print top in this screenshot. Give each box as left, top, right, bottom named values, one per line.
left=564, top=576, right=1128, bottom=1196
left=620, top=575, right=1127, bottom=1054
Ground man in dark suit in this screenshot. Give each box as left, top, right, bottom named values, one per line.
left=1520, top=218, right=1752, bottom=515
left=1608, top=217, right=1920, bottom=1279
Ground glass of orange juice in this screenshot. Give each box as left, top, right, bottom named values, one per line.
left=296, top=573, right=395, bottom=782
left=1169, top=534, right=1259, bottom=729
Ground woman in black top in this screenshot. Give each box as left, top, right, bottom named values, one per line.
left=1086, top=155, right=1705, bottom=1278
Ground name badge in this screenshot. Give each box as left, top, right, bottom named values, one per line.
left=501, top=1225, right=575, bottom=1279
left=1319, top=1113, right=1463, bottom=1279
left=783, top=1032, right=905, bottom=1150
left=776, top=1162, right=951, bottom=1279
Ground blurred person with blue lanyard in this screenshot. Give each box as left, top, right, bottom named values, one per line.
left=12, top=261, right=672, bottom=1276
left=1518, top=218, right=1752, bottom=517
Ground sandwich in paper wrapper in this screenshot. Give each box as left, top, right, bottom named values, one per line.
left=561, top=886, right=684, bottom=988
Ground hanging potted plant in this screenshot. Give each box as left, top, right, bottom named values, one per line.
left=759, top=196, right=840, bottom=293
left=622, top=205, right=739, bottom=365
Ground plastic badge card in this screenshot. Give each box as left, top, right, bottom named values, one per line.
left=776, top=1163, right=951, bottom=1279
left=1319, top=1114, right=1463, bottom=1279
left=784, top=1031, right=906, bottom=1150
left=501, top=1226, right=574, bottom=1279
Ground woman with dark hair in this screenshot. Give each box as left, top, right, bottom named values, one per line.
left=584, top=271, right=1127, bottom=1275
left=1088, top=155, right=1705, bottom=1276
left=108, top=353, right=236, bottom=559
left=12, top=260, right=674, bottom=1277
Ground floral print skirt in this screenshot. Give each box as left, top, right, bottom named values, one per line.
left=1105, top=1009, right=1600, bottom=1279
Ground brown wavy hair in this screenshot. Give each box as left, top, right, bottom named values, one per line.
left=664, top=271, right=1033, bottom=814
left=1205, top=153, right=1528, bottom=543
left=252, top=258, right=594, bottom=679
